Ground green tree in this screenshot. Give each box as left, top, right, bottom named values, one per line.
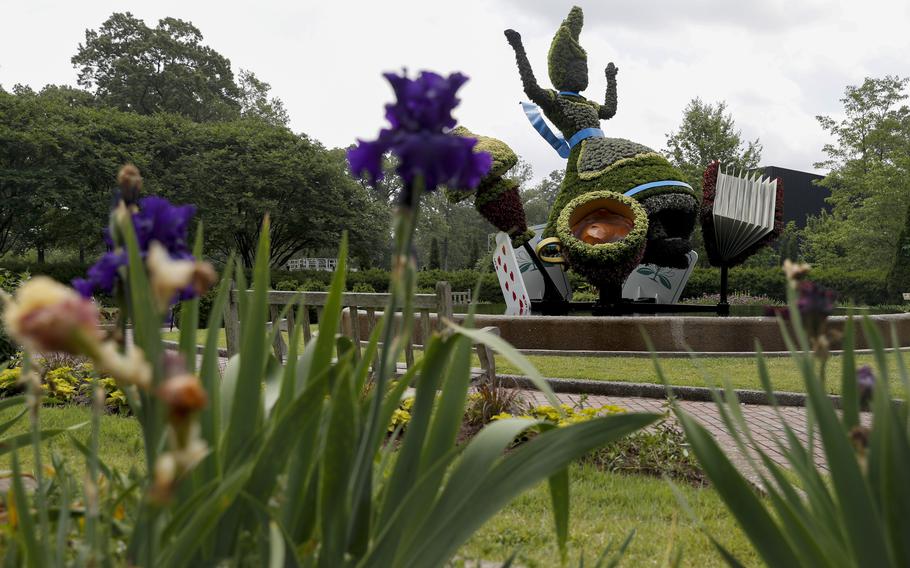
left=237, top=69, right=289, bottom=127
left=803, top=76, right=910, bottom=271
left=0, top=86, right=385, bottom=269
left=887, top=203, right=910, bottom=300
left=152, top=120, right=385, bottom=269
left=664, top=98, right=763, bottom=188
left=72, top=12, right=243, bottom=121
left=664, top=98, right=763, bottom=265
left=428, top=237, right=441, bottom=269
left=777, top=221, right=801, bottom=264
left=522, top=169, right=563, bottom=226
left=0, top=86, right=129, bottom=260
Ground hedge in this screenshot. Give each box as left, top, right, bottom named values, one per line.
left=0, top=260, right=91, bottom=286
left=4, top=260, right=887, bottom=310
left=269, top=268, right=503, bottom=304
left=682, top=267, right=889, bottom=306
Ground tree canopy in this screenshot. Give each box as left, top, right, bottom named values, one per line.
left=664, top=98, right=763, bottom=265
left=0, top=87, right=383, bottom=268
left=71, top=12, right=286, bottom=125
left=802, top=76, right=910, bottom=271
left=664, top=98, right=763, bottom=190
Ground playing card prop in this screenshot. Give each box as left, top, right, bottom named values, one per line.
left=701, top=162, right=784, bottom=267
left=492, top=232, right=532, bottom=315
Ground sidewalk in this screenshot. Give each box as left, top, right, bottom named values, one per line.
left=525, top=390, right=835, bottom=485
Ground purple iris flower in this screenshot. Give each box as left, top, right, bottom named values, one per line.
left=796, top=280, right=836, bottom=337
left=347, top=70, right=492, bottom=206
left=132, top=197, right=196, bottom=259
left=73, top=250, right=128, bottom=297
left=74, top=196, right=197, bottom=298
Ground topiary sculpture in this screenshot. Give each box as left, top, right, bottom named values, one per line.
left=503, top=6, right=698, bottom=290
left=446, top=126, right=535, bottom=248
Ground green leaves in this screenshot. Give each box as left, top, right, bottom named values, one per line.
left=8, top=197, right=660, bottom=567
left=671, top=288, right=910, bottom=566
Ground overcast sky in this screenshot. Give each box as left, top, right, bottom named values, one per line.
left=2, top=0, right=908, bottom=181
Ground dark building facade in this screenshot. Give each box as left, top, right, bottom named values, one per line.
left=762, top=166, right=829, bottom=228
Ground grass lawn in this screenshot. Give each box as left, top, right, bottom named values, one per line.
left=0, top=405, right=144, bottom=473
left=1, top=406, right=755, bottom=566
left=462, top=464, right=757, bottom=566
left=162, top=329, right=908, bottom=395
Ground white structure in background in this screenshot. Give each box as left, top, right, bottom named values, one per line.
left=492, top=223, right=698, bottom=312
left=286, top=257, right=338, bottom=272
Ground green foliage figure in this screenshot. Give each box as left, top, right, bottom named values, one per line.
left=504, top=6, right=698, bottom=287
left=447, top=126, right=535, bottom=248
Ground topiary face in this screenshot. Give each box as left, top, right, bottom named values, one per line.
left=548, top=6, right=588, bottom=92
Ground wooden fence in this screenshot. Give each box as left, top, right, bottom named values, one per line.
left=451, top=289, right=472, bottom=305
left=223, top=281, right=497, bottom=380
left=285, top=257, right=338, bottom=272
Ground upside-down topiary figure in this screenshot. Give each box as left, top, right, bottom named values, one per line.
left=503, top=6, right=698, bottom=289
left=446, top=126, right=535, bottom=248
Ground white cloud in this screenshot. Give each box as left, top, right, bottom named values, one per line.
left=2, top=0, right=908, bottom=182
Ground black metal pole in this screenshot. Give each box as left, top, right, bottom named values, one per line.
left=523, top=242, right=568, bottom=314
left=718, top=264, right=730, bottom=316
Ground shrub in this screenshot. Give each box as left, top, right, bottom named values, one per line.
left=352, top=282, right=376, bottom=293
left=0, top=268, right=29, bottom=363
left=300, top=278, right=327, bottom=291
left=274, top=279, right=299, bottom=291
left=0, top=260, right=88, bottom=286
left=682, top=266, right=888, bottom=305
left=0, top=356, right=129, bottom=413
left=585, top=421, right=706, bottom=486
left=464, top=381, right=525, bottom=426
left=171, top=289, right=219, bottom=329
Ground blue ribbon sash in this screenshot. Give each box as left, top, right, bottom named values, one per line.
left=520, top=102, right=604, bottom=159
left=623, top=180, right=694, bottom=197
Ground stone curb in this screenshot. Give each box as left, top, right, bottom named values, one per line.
left=493, top=373, right=830, bottom=408
left=162, top=340, right=229, bottom=359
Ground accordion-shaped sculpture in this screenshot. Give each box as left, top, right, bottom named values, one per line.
left=701, top=161, right=784, bottom=268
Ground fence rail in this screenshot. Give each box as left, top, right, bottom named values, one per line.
left=285, top=257, right=338, bottom=272
left=451, top=289, right=472, bottom=305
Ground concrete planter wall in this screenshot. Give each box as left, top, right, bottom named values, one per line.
left=345, top=311, right=910, bottom=353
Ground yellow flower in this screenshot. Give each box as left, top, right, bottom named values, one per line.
left=783, top=259, right=811, bottom=283
left=2, top=277, right=101, bottom=354
left=95, top=342, right=152, bottom=389
left=490, top=412, right=514, bottom=421
left=147, top=242, right=195, bottom=311
left=400, top=397, right=415, bottom=411
left=389, top=408, right=412, bottom=432
left=147, top=242, right=218, bottom=312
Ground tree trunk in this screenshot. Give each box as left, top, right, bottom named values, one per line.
left=79, top=246, right=86, bottom=264
left=37, top=247, right=46, bottom=264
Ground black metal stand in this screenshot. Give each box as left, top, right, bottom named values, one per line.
left=522, top=244, right=730, bottom=316
left=718, top=265, right=730, bottom=316
left=523, top=242, right=570, bottom=315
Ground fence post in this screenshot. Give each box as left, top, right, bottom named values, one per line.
left=435, top=281, right=453, bottom=331
left=224, top=282, right=241, bottom=357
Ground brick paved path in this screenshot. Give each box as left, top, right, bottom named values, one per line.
left=524, top=390, right=832, bottom=484
left=208, top=347, right=841, bottom=483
